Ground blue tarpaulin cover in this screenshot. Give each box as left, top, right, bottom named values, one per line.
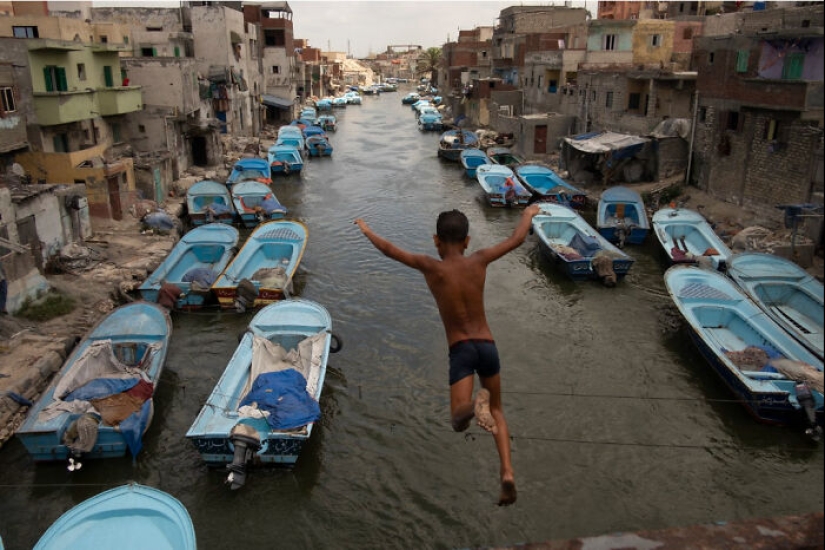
left=239, top=369, right=320, bottom=430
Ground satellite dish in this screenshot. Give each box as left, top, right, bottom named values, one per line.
left=11, top=163, right=25, bottom=177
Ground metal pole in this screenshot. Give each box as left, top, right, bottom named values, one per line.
left=685, top=89, right=699, bottom=185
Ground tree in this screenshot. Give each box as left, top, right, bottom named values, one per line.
left=416, top=47, right=441, bottom=87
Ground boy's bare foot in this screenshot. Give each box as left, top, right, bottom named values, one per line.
left=498, top=478, right=517, bottom=506
left=474, top=389, right=498, bottom=435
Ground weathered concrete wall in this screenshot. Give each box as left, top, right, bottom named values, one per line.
left=632, top=19, right=675, bottom=67
left=518, top=113, right=575, bottom=159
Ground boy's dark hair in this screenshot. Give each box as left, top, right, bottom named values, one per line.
left=436, top=210, right=469, bottom=243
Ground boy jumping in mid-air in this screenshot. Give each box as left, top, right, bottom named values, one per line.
left=355, top=204, right=540, bottom=505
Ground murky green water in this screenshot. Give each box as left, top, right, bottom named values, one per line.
left=1, top=92, right=822, bottom=550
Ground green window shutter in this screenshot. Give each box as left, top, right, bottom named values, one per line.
left=104, top=66, right=113, bottom=87
left=152, top=47, right=157, bottom=57
left=56, top=67, right=67, bottom=91
left=174, top=46, right=180, bottom=57
left=736, top=50, right=749, bottom=72
left=782, top=53, right=804, bottom=80
left=44, top=67, right=54, bottom=92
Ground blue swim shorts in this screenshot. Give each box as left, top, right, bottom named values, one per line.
left=448, top=339, right=500, bottom=386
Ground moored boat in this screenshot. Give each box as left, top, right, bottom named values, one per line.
left=186, top=299, right=341, bottom=488
left=33, top=483, right=196, bottom=550
left=459, top=149, right=490, bottom=178
left=317, top=114, right=337, bottom=132
left=186, top=179, right=235, bottom=226
left=225, top=157, right=271, bottom=190
left=16, top=302, right=172, bottom=463
left=486, top=147, right=525, bottom=169
left=727, top=252, right=824, bottom=360
left=138, top=223, right=239, bottom=310
left=515, top=164, right=587, bottom=209
left=531, top=202, right=635, bottom=286
left=664, top=265, right=823, bottom=436
left=652, top=207, right=732, bottom=272
left=267, top=144, right=304, bottom=176
left=437, top=129, right=479, bottom=161
left=230, top=180, right=288, bottom=228
left=306, top=135, right=333, bottom=157
left=211, top=220, right=308, bottom=311
left=475, top=164, right=531, bottom=208
left=596, top=185, right=650, bottom=247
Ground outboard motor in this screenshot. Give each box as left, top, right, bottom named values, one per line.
left=795, top=382, right=822, bottom=441
left=234, top=278, right=258, bottom=313
left=226, top=423, right=261, bottom=490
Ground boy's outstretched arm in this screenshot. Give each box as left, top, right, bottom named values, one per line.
left=476, top=204, right=541, bottom=263
left=354, top=218, right=428, bottom=269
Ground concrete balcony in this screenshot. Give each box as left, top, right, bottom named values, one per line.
left=97, top=86, right=143, bottom=116
left=33, top=90, right=97, bottom=126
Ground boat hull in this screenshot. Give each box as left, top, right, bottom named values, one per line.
left=532, top=203, right=635, bottom=282
left=476, top=164, right=531, bottom=208
left=211, top=220, right=308, bottom=310
left=186, top=299, right=333, bottom=467
left=33, top=483, right=195, bottom=550
left=138, top=224, right=239, bottom=310
left=16, top=302, right=172, bottom=462
left=597, top=186, right=650, bottom=246
left=652, top=208, right=731, bottom=271
left=664, top=265, right=823, bottom=428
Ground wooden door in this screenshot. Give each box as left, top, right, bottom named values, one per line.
left=534, top=125, right=547, bottom=155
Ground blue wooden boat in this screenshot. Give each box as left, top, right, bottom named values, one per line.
left=532, top=202, right=635, bottom=286
left=138, top=223, right=239, bottom=310
left=664, top=265, right=823, bottom=435
left=33, top=483, right=195, bottom=550
left=652, top=207, right=732, bottom=272
left=226, top=158, right=271, bottom=190
left=211, top=220, right=308, bottom=311
left=459, top=149, right=490, bottom=178
left=728, top=252, right=824, bottom=361
left=306, top=135, right=333, bottom=157
left=437, top=129, right=480, bottom=161
left=267, top=144, right=304, bottom=176
left=230, top=180, right=288, bottom=228
left=16, top=302, right=172, bottom=463
left=332, top=96, right=348, bottom=108
left=186, top=179, right=235, bottom=226
left=475, top=164, right=531, bottom=208
left=302, top=124, right=326, bottom=140
left=401, top=92, right=420, bottom=105
left=275, top=133, right=305, bottom=152
left=417, top=107, right=443, bottom=132
left=596, top=186, right=650, bottom=247
left=315, top=97, right=332, bottom=111
left=317, top=114, right=337, bottom=132
left=299, top=107, right=317, bottom=120
left=515, top=164, right=587, bottom=209
left=487, top=147, right=525, bottom=169
left=186, top=299, right=341, bottom=489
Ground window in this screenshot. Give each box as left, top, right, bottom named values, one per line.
left=112, top=122, right=122, bottom=143
left=12, top=26, right=39, bottom=38
left=272, top=66, right=281, bottom=74
left=628, top=93, right=641, bottom=110
left=1, top=87, right=16, bottom=113
left=53, top=134, right=69, bottom=153
left=683, top=28, right=693, bottom=40
left=736, top=50, right=749, bottom=72
left=174, top=46, right=180, bottom=57
left=43, top=66, right=68, bottom=92
left=100, top=35, right=108, bottom=43
left=708, top=52, right=715, bottom=64
left=782, top=52, right=804, bottom=80
left=726, top=111, right=739, bottom=131
left=651, top=34, right=661, bottom=47
left=146, top=27, right=163, bottom=32
left=603, top=34, right=617, bottom=51
left=124, top=36, right=129, bottom=44
left=141, top=47, right=156, bottom=57
left=591, top=90, right=597, bottom=101
left=138, top=124, right=146, bottom=133
left=103, top=66, right=114, bottom=87
left=605, top=91, right=613, bottom=108
left=77, top=63, right=86, bottom=81
left=699, top=106, right=707, bottom=123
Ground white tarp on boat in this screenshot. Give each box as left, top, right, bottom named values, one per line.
left=240, top=332, right=327, bottom=404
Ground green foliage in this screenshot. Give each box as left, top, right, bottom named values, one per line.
left=417, top=47, right=442, bottom=86
left=16, top=292, right=76, bottom=322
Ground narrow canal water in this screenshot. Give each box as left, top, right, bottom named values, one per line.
left=1, top=91, right=822, bottom=550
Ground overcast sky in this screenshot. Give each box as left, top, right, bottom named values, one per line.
left=289, top=1, right=595, bottom=58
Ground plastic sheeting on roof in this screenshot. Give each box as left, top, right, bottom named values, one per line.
left=261, top=95, right=294, bottom=109
left=649, top=118, right=691, bottom=140
left=563, top=131, right=650, bottom=155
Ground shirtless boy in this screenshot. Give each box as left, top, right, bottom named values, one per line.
left=354, top=204, right=540, bottom=506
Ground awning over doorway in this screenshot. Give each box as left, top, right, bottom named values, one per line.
left=562, top=131, right=649, bottom=158
left=261, top=95, right=294, bottom=109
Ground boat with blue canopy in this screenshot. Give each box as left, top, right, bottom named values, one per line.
left=596, top=185, right=650, bottom=247
left=138, top=223, right=239, bottom=310
left=531, top=202, right=635, bottom=286
left=437, top=129, right=479, bottom=161
left=211, top=220, right=308, bottom=311
left=33, top=483, right=196, bottom=550
left=186, top=299, right=341, bottom=489
left=727, top=252, right=824, bottom=361
left=17, top=302, right=172, bottom=463
left=664, top=265, right=823, bottom=437
left=515, top=164, right=587, bottom=209
left=459, top=149, right=490, bottom=178
left=226, top=158, right=271, bottom=190
left=186, top=179, right=235, bottom=226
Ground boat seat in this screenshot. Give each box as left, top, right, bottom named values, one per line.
left=615, top=203, right=626, bottom=219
